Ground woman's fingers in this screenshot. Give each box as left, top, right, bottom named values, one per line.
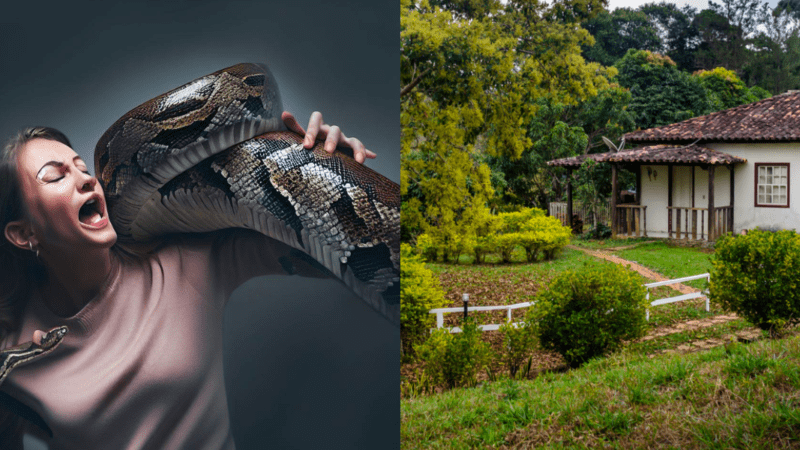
left=304, top=111, right=325, bottom=148
left=282, top=110, right=377, bottom=164
left=281, top=111, right=306, bottom=136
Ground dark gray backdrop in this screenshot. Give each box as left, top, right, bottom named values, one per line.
left=0, top=1, right=399, bottom=449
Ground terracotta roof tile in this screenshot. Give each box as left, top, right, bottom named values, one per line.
left=546, top=145, right=745, bottom=167
left=546, top=152, right=611, bottom=168
left=605, top=144, right=746, bottom=165
left=625, top=92, right=800, bottom=143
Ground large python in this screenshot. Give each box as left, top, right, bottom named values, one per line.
left=0, top=64, right=400, bottom=430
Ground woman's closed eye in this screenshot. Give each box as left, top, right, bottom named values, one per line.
left=37, top=161, right=90, bottom=182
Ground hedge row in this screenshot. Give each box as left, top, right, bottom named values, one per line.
left=416, top=207, right=572, bottom=263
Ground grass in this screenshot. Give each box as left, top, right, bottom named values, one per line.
left=570, top=236, right=655, bottom=250
left=426, top=248, right=601, bottom=326
left=402, top=237, right=800, bottom=448
left=614, top=241, right=714, bottom=290
left=402, top=330, right=800, bottom=449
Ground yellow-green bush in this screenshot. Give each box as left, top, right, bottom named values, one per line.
left=415, top=233, right=438, bottom=262
left=413, top=207, right=571, bottom=264
left=494, top=233, right=521, bottom=263
left=401, top=244, right=449, bottom=357
left=518, top=215, right=572, bottom=262
left=709, top=229, right=800, bottom=334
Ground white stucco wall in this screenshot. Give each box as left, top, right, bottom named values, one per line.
left=639, top=164, right=732, bottom=238
left=637, top=143, right=800, bottom=237
left=708, top=143, right=799, bottom=232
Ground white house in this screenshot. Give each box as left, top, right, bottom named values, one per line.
left=548, top=91, right=800, bottom=241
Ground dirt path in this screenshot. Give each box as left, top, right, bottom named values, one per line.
left=567, top=245, right=698, bottom=295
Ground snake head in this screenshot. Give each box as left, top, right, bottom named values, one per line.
left=40, top=326, right=69, bottom=351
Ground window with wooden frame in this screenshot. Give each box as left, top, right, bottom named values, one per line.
left=755, top=163, right=790, bottom=207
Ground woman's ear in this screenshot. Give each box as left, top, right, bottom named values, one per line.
left=4, top=220, right=35, bottom=251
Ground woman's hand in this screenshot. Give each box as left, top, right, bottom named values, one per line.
left=282, top=111, right=377, bottom=164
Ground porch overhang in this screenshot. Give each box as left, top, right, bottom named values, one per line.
left=546, top=145, right=748, bottom=241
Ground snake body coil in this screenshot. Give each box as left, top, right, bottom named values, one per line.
left=0, top=63, right=399, bottom=391
left=95, top=63, right=400, bottom=322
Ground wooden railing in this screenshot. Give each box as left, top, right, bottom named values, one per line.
left=614, top=204, right=647, bottom=237
left=713, top=206, right=734, bottom=240
left=667, top=207, right=706, bottom=240
left=668, top=206, right=733, bottom=241
left=549, top=202, right=611, bottom=228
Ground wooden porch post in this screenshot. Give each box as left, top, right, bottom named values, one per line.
left=567, top=168, right=573, bottom=232
left=667, top=165, right=673, bottom=238
left=708, top=165, right=715, bottom=240
left=611, top=164, right=618, bottom=238
left=691, top=166, right=697, bottom=240
left=635, top=165, right=641, bottom=204
left=729, top=165, right=735, bottom=234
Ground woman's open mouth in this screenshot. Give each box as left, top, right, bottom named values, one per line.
left=78, top=197, right=108, bottom=228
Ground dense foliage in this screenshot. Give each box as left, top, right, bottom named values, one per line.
left=401, top=0, right=614, bottom=241
left=415, top=318, right=492, bottom=388
left=415, top=207, right=571, bottom=264
left=709, top=229, right=800, bottom=334
left=530, top=263, right=648, bottom=367
left=400, top=244, right=449, bottom=356
left=498, top=321, right=538, bottom=377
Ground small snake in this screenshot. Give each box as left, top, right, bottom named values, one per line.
left=0, top=63, right=399, bottom=400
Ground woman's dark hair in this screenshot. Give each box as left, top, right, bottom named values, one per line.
left=0, top=127, right=71, bottom=341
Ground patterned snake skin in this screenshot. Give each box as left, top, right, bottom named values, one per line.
left=0, top=63, right=399, bottom=397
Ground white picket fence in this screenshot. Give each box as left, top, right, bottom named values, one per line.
left=644, top=273, right=710, bottom=321
left=430, top=273, right=711, bottom=333
left=429, top=302, right=533, bottom=333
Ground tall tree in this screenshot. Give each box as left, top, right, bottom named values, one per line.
left=694, top=67, right=771, bottom=110
left=693, top=9, right=748, bottom=72
left=401, top=0, right=613, bottom=241
left=639, top=2, right=700, bottom=71
left=582, top=8, right=661, bottom=67
left=486, top=86, right=633, bottom=210
left=743, top=5, right=800, bottom=93
left=615, top=49, right=710, bottom=130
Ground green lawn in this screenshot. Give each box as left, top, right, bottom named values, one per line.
left=570, top=236, right=655, bottom=250
left=614, top=241, right=714, bottom=290
left=402, top=329, right=800, bottom=449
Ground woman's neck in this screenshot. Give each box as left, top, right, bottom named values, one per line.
left=39, top=247, right=115, bottom=318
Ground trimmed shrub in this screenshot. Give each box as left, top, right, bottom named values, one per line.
left=472, top=235, right=495, bottom=264
left=709, top=229, right=800, bottom=334
left=494, top=233, right=521, bottom=263
left=418, top=207, right=571, bottom=265
left=401, top=244, right=448, bottom=357
left=415, top=318, right=492, bottom=388
left=530, top=263, right=648, bottom=367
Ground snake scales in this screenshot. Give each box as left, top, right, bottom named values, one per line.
left=0, top=64, right=400, bottom=425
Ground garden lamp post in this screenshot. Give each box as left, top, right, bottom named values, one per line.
left=463, top=293, right=469, bottom=319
